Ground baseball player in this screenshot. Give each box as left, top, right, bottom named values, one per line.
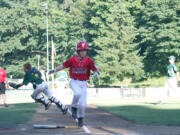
left=157, top=56, right=180, bottom=105
left=14, top=63, right=68, bottom=114
left=49, top=41, right=99, bottom=127
left=0, top=67, right=8, bottom=107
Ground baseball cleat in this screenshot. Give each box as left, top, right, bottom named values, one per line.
left=156, top=100, right=163, bottom=105
left=61, top=105, right=68, bottom=115
left=71, top=107, right=77, bottom=119
left=78, top=117, right=83, bottom=127
left=45, top=102, right=51, bottom=110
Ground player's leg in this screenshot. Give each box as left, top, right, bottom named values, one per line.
left=70, top=79, right=81, bottom=119
left=77, top=81, right=87, bottom=127
left=2, top=94, right=7, bottom=107
left=158, top=78, right=171, bottom=104
left=35, top=94, right=51, bottom=110
left=43, top=83, right=68, bottom=114
left=168, top=77, right=177, bottom=97
left=0, top=82, right=7, bottom=107
left=31, top=82, right=51, bottom=110
left=31, top=83, right=44, bottom=99
left=157, top=78, right=169, bottom=104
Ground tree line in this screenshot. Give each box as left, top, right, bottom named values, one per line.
left=0, top=0, right=179, bottom=85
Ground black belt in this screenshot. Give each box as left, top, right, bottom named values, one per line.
left=72, top=78, right=86, bottom=81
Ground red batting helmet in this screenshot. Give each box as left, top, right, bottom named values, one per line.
left=76, top=41, right=89, bottom=51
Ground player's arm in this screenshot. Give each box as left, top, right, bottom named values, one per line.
left=15, top=80, right=26, bottom=89
left=48, top=65, right=64, bottom=74
left=173, top=65, right=180, bottom=80
left=177, top=72, right=180, bottom=80
left=48, top=58, right=72, bottom=75
left=89, top=59, right=99, bottom=78
left=16, top=74, right=31, bottom=89
left=9, top=82, right=23, bottom=89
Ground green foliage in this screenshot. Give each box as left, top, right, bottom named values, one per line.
left=0, top=0, right=46, bottom=77
left=0, top=0, right=179, bottom=85
left=129, top=76, right=166, bottom=88
left=135, top=0, right=180, bottom=75
left=85, top=0, right=144, bottom=84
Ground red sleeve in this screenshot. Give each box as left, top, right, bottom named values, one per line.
left=63, top=57, right=72, bottom=68
left=89, top=59, right=98, bottom=71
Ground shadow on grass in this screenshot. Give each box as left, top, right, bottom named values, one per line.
left=0, top=103, right=38, bottom=129
left=99, top=105, right=180, bottom=126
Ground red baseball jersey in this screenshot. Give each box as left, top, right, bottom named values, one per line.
left=63, top=56, right=98, bottom=80
left=0, top=68, right=7, bottom=83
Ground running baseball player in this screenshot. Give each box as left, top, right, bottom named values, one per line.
left=157, top=56, right=180, bottom=105
left=11, top=63, right=68, bottom=114
left=49, top=41, right=99, bottom=127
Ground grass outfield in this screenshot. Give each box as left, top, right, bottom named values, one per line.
left=93, top=98, right=180, bottom=126
left=129, top=76, right=167, bottom=88
left=0, top=103, right=38, bottom=129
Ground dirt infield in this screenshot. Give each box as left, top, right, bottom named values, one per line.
left=1, top=104, right=180, bottom=135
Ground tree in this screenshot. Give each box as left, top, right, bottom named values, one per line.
left=0, top=0, right=47, bottom=77
left=136, top=0, right=180, bottom=76
left=85, top=0, right=144, bottom=84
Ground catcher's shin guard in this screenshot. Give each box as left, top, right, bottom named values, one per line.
left=44, top=102, right=51, bottom=110
left=49, top=97, right=68, bottom=114
left=49, top=96, right=57, bottom=103
left=35, top=97, right=51, bottom=110
left=55, top=101, right=68, bottom=115
left=60, top=104, right=68, bottom=115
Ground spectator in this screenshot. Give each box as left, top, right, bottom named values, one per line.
left=0, top=67, right=8, bottom=107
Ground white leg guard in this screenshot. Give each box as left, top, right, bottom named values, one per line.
left=41, top=82, right=67, bottom=113
left=33, top=96, right=49, bottom=105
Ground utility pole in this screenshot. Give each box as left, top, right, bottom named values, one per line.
left=42, top=3, right=49, bottom=83
left=51, top=37, right=55, bottom=89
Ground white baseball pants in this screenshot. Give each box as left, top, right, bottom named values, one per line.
left=165, top=77, right=177, bottom=97
left=70, top=79, right=87, bottom=118
left=31, top=81, right=61, bottom=104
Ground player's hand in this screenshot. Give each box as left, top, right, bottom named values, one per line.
left=15, top=84, right=22, bottom=89
left=93, top=71, right=99, bottom=78
left=9, top=82, right=21, bottom=89
left=48, top=69, right=56, bottom=75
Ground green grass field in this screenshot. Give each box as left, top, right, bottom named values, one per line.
left=111, top=76, right=167, bottom=88
left=0, top=103, right=38, bottom=129
left=94, top=98, right=180, bottom=126
left=129, top=76, right=167, bottom=88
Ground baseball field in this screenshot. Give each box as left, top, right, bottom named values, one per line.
left=1, top=94, right=180, bottom=135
